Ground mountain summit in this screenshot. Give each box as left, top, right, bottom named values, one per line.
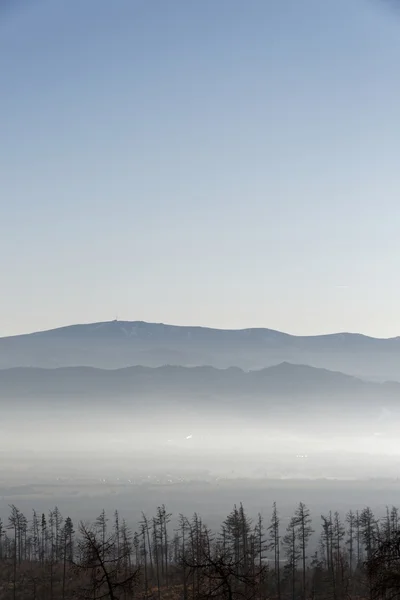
left=1, top=320, right=399, bottom=381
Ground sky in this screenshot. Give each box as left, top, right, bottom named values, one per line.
left=1, top=0, right=400, bottom=338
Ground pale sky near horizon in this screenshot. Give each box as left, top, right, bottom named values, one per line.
left=1, top=0, right=400, bottom=338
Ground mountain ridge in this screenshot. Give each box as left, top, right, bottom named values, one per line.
left=2, top=319, right=399, bottom=342
left=1, top=320, right=400, bottom=381
left=1, top=363, right=398, bottom=435
left=0, top=361, right=398, bottom=396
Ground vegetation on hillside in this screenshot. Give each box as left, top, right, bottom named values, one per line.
left=0, top=500, right=399, bottom=599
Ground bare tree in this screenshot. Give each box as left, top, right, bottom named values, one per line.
left=283, top=515, right=300, bottom=600
left=73, top=520, right=139, bottom=600
left=346, top=510, right=356, bottom=576
left=184, top=518, right=265, bottom=600
left=366, top=528, right=400, bottom=600
left=294, top=502, right=313, bottom=600
left=267, top=502, right=281, bottom=600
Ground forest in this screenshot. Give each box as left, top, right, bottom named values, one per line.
left=0, top=500, right=398, bottom=600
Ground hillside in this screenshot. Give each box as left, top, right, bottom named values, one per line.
left=0, top=361, right=396, bottom=399
left=1, top=362, right=398, bottom=442
left=1, top=320, right=400, bottom=380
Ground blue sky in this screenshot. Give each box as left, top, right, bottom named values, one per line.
left=1, top=0, right=400, bottom=337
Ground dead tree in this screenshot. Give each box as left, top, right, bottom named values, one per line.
left=73, top=520, right=139, bottom=600
left=366, top=529, right=400, bottom=600
left=184, top=513, right=266, bottom=600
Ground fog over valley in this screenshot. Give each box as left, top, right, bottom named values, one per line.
left=1, top=321, right=400, bottom=495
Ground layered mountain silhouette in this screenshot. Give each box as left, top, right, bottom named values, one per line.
left=0, top=361, right=398, bottom=399
left=1, top=362, right=399, bottom=440
left=1, top=320, right=400, bottom=380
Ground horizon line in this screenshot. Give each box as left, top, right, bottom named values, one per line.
left=1, top=318, right=399, bottom=342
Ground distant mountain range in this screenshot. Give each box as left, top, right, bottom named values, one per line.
left=1, top=320, right=400, bottom=380
left=1, top=362, right=399, bottom=439
left=0, top=361, right=398, bottom=401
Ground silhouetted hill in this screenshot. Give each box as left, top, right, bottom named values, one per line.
left=0, top=361, right=397, bottom=399
left=1, top=320, right=400, bottom=380
left=2, top=362, right=399, bottom=440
